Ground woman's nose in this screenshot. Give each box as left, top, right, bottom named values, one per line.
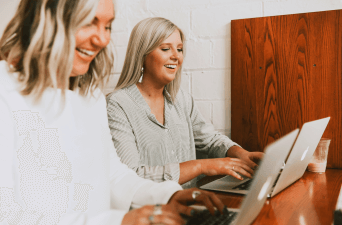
left=92, top=28, right=110, bottom=48
left=171, top=49, right=180, bottom=60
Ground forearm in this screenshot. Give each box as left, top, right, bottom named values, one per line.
left=226, top=145, right=247, bottom=158
left=179, top=160, right=203, bottom=185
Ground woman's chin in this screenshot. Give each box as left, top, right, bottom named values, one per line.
left=165, top=75, right=176, bottom=84
left=70, top=66, right=90, bottom=77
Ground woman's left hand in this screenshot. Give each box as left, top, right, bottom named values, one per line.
left=167, top=188, right=226, bottom=216
left=227, top=146, right=264, bottom=170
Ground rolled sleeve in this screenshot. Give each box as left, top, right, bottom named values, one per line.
left=183, top=91, right=241, bottom=158
left=164, top=162, right=180, bottom=182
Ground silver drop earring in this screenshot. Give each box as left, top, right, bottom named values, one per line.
left=139, top=67, right=144, bottom=83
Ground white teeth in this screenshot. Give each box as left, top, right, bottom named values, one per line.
left=164, top=64, right=177, bottom=69
left=77, top=48, right=95, bottom=56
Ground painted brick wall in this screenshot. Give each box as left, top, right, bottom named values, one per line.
left=1, top=0, right=342, bottom=137
left=107, top=0, right=342, bottom=138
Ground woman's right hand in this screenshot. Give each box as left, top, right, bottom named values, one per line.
left=121, top=204, right=185, bottom=225
left=200, top=157, right=254, bottom=180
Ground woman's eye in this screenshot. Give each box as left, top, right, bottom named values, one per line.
left=106, top=26, right=112, bottom=31
left=161, top=48, right=170, bottom=51
left=177, top=48, right=183, bottom=52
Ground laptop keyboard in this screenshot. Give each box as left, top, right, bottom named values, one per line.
left=232, top=179, right=253, bottom=190
left=186, top=209, right=237, bottom=225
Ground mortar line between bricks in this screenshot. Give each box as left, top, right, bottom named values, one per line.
left=183, top=68, right=230, bottom=72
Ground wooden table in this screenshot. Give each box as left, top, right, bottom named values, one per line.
left=197, top=169, right=342, bottom=225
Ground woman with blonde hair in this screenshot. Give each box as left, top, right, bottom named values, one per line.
left=107, top=17, right=263, bottom=188
left=0, top=1, right=225, bottom=224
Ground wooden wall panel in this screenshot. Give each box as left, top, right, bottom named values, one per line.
left=231, top=10, right=342, bottom=169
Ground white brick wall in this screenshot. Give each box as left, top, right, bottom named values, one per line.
left=2, top=0, right=342, bottom=137
left=0, top=0, right=20, bottom=36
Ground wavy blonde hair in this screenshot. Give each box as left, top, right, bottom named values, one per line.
left=115, top=17, right=185, bottom=102
left=0, top=0, right=114, bottom=101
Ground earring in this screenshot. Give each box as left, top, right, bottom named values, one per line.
left=139, top=67, right=144, bottom=83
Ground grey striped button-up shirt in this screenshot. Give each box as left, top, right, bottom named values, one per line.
left=106, top=84, right=239, bottom=188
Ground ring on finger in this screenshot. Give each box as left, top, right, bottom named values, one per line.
left=148, top=215, right=154, bottom=223
left=232, top=166, right=235, bottom=170
left=153, top=204, right=162, bottom=216
left=192, top=191, right=201, bottom=201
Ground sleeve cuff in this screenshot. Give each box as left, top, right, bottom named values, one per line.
left=209, top=137, right=242, bottom=158
left=224, top=143, right=242, bottom=157
left=164, top=163, right=180, bottom=183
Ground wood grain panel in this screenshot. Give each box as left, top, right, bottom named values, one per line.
left=232, top=10, right=342, bottom=168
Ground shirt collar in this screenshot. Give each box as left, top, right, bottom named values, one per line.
left=126, top=83, right=174, bottom=106
left=126, top=84, right=151, bottom=112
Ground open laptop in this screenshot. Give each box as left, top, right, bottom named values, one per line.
left=200, top=117, right=330, bottom=197
left=186, top=129, right=299, bottom=225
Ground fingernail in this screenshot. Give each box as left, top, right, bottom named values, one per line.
left=239, top=176, right=243, bottom=180
left=190, top=209, right=196, bottom=216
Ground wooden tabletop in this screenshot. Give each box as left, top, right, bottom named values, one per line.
left=197, top=169, right=342, bottom=225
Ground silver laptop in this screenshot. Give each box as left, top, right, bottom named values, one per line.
left=188, top=129, right=299, bottom=225
left=200, top=117, right=330, bottom=197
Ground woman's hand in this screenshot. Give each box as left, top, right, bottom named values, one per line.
left=200, top=157, right=254, bottom=180
left=121, top=204, right=185, bottom=225
left=227, top=146, right=264, bottom=170
left=168, top=188, right=226, bottom=216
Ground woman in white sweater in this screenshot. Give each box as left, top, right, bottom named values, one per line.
left=0, top=0, right=225, bottom=224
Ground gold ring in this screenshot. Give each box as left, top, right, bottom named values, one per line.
left=192, top=191, right=201, bottom=201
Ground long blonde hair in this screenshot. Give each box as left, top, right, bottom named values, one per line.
left=115, top=17, right=185, bottom=102
left=0, top=0, right=114, bottom=101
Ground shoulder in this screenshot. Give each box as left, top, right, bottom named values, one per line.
left=0, top=60, right=9, bottom=75
left=0, top=61, right=19, bottom=92
left=106, top=87, right=130, bottom=105
left=105, top=87, right=135, bottom=116
left=92, top=88, right=106, bottom=105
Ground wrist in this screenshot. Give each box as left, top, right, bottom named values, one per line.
left=167, top=190, right=180, bottom=204
left=226, top=145, right=246, bottom=158
left=198, top=159, right=207, bottom=175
